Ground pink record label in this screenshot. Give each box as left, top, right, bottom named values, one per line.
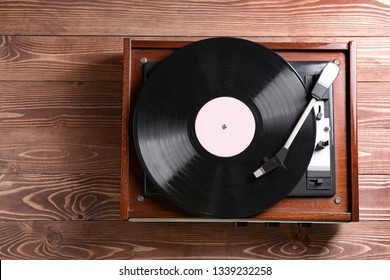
left=195, top=97, right=256, bottom=157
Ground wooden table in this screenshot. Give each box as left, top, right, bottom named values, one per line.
left=0, top=0, right=389, bottom=259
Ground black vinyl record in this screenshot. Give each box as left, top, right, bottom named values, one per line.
left=134, top=37, right=316, bottom=218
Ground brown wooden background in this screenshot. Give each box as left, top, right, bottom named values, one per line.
left=0, top=0, right=389, bottom=259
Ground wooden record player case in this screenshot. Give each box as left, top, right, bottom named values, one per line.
left=121, top=39, right=358, bottom=222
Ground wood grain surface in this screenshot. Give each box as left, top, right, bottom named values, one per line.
left=0, top=81, right=122, bottom=174
left=0, top=36, right=123, bottom=81
left=0, top=0, right=390, bottom=259
left=1, top=221, right=389, bottom=259
left=1, top=1, right=390, bottom=37
left=0, top=81, right=122, bottom=129
left=358, top=82, right=390, bottom=174
left=360, top=175, right=390, bottom=221
left=0, top=174, right=120, bottom=221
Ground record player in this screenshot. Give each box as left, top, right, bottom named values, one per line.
left=121, top=38, right=358, bottom=223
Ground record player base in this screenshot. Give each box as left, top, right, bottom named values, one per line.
left=121, top=39, right=358, bottom=223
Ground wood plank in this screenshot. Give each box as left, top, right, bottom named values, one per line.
left=359, top=128, right=390, bottom=173
left=1, top=1, right=390, bottom=36
left=0, top=81, right=122, bottom=174
left=358, top=82, right=390, bottom=130
left=0, top=128, right=121, bottom=174
left=0, top=174, right=120, bottom=221
left=359, top=175, right=390, bottom=221
left=349, top=41, right=359, bottom=221
left=121, top=38, right=131, bottom=219
left=0, top=220, right=389, bottom=259
left=0, top=81, right=122, bottom=128
left=356, top=39, right=390, bottom=82
left=358, top=82, right=390, bottom=174
left=0, top=36, right=122, bottom=81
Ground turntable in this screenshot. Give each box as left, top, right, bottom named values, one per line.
left=121, top=38, right=358, bottom=223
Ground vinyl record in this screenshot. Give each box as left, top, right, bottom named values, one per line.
left=134, top=37, right=316, bottom=218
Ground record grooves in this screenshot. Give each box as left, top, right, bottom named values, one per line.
left=133, top=38, right=316, bottom=218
